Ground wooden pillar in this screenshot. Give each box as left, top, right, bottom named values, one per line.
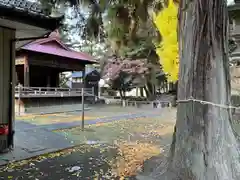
left=23, top=55, right=29, bottom=87
left=15, top=71, right=19, bottom=85
left=0, top=27, right=15, bottom=152
left=55, top=72, right=59, bottom=87
left=47, top=75, right=51, bottom=87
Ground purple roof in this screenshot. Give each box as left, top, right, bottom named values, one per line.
left=20, top=32, right=97, bottom=64
left=22, top=44, right=96, bottom=63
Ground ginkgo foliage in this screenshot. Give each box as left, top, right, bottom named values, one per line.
left=153, top=0, right=179, bottom=82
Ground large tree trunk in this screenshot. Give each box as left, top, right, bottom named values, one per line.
left=159, top=0, right=240, bottom=179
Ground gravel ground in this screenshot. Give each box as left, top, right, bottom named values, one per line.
left=1, top=108, right=177, bottom=179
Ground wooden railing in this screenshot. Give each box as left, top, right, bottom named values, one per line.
left=15, top=86, right=95, bottom=98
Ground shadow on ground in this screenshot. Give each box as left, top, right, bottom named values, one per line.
left=0, top=144, right=120, bottom=180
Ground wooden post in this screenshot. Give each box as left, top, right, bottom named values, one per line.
left=18, top=85, right=21, bottom=116
left=23, top=55, right=29, bottom=87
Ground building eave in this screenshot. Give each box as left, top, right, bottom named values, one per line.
left=0, top=5, right=64, bottom=31
left=17, top=48, right=98, bottom=65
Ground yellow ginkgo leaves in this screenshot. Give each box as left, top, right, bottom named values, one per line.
left=153, top=0, right=179, bottom=82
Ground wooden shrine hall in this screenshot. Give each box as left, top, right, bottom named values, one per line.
left=15, top=31, right=97, bottom=114
left=16, top=31, right=96, bottom=87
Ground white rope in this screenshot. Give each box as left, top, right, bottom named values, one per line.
left=177, top=97, right=239, bottom=109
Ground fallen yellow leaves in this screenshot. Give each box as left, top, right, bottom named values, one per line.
left=0, top=145, right=88, bottom=171
left=149, top=124, right=174, bottom=137
left=112, top=142, right=161, bottom=177
left=8, top=110, right=177, bottom=179
left=16, top=113, right=62, bottom=120
left=17, top=115, right=99, bottom=125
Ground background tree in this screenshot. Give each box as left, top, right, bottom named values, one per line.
left=153, top=0, right=178, bottom=82
left=41, top=0, right=168, bottom=97
left=57, top=7, right=109, bottom=59
left=110, top=71, right=132, bottom=99
left=101, top=57, right=150, bottom=99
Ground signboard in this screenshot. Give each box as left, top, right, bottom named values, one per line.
left=16, top=57, right=25, bottom=65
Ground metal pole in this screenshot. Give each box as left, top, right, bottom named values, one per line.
left=81, top=87, right=85, bottom=130
left=92, top=86, right=95, bottom=104
left=81, top=68, right=85, bottom=131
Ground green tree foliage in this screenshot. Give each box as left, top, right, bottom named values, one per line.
left=40, top=0, right=164, bottom=53
left=41, top=0, right=168, bottom=96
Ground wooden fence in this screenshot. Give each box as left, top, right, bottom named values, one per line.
left=15, top=86, right=95, bottom=98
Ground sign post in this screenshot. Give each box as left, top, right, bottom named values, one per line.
left=81, top=68, right=85, bottom=131
left=81, top=87, right=85, bottom=130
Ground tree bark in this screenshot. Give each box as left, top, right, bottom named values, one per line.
left=119, top=90, right=123, bottom=100
left=144, top=86, right=150, bottom=98
left=159, top=0, right=240, bottom=179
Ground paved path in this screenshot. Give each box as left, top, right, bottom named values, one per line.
left=0, top=108, right=164, bottom=166
left=0, top=108, right=176, bottom=180
left=35, top=111, right=162, bottom=131
left=16, top=105, right=162, bottom=131
left=0, top=121, right=74, bottom=165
